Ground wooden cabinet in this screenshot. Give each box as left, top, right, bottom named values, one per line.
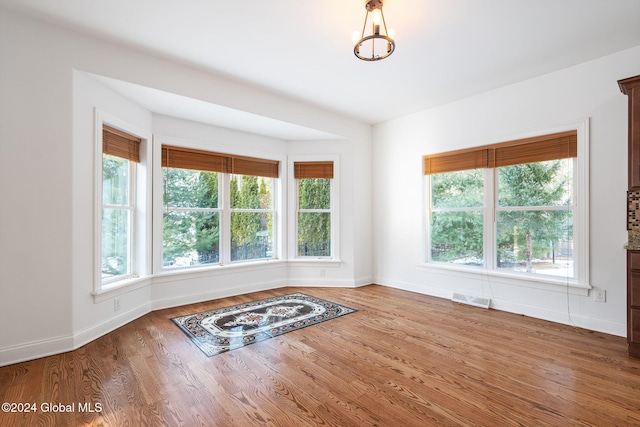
left=618, top=76, right=640, bottom=190
left=627, top=251, right=640, bottom=357
left=621, top=75, right=640, bottom=358
left=620, top=76, right=640, bottom=189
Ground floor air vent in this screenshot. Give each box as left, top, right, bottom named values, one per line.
left=451, top=293, right=491, bottom=309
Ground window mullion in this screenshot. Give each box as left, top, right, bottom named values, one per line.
left=485, top=168, right=496, bottom=271
left=165, top=207, right=221, bottom=213
left=127, top=160, right=136, bottom=278
left=221, top=173, right=231, bottom=264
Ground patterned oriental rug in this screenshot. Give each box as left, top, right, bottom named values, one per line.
left=171, top=293, right=357, bottom=356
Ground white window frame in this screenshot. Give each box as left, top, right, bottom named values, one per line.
left=162, top=168, right=223, bottom=268
left=288, top=155, right=340, bottom=261
left=153, top=136, right=283, bottom=274
left=94, top=110, right=152, bottom=295
left=101, top=155, right=136, bottom=280
left=422, top=119, right=590, bottom=292
left=228, top=173, right=277, bottom=264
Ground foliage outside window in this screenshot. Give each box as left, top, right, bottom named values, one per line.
left=230, top=174, right=274, bottom=261
left=101, top=125, right=140, bottom=283
left=295, top=161, right=334, bottom=258
left=425, top=131, right=578, bottom=279
left=496, top=159, right=573, bottom=277
left=163, top=168, right=220, bottom=267
left=161, top=145, right=278, bottom=268
left=430, top=169, right=484, bottom=266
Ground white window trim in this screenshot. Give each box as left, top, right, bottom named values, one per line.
left=101, top=158, right=136, bottom=283
left=93, top=110, right=153, bottom=297
left=228, top=174, right=277, bottom=264
left=421, top=118, right=590, bottom=293
left=153, top=135, right=285, bottom=274
left=287, top=154, right=340, bottom=261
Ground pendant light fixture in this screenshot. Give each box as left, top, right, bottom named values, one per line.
left=352, top=0, right=395, bottom=61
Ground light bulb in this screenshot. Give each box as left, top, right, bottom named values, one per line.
left=372, top=9, right=382, bottom=25
left=387, top=28, right=395, bottom=40
left=352, top=30, right=361, bottom=45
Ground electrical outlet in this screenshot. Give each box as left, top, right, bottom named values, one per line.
left=114, top=298, right=121, bottom=311
left=320, top=268, right=326, bottom=277
left=593, top=289, right=606, bottom=303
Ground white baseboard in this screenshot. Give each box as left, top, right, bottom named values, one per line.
left=0, top=302, right=152, bottom=368
left=0, top=334, right=75, bottom=367
left=377, top=277, right=626, bottom=338
left=73, top=301, right=152, bottom=350
left=288, top=278, right=360, bottom=288
left=354, top=275, right=374, bottom=287
left=378, top=277, right=452, bottom=300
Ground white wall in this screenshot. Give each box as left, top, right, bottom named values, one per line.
left=0, top=9, right=372, bottom=366
left=71, top=71, right=154, bottom=350
left=373, top=46, right=640, bottom=336
left=0, top=6, right=75, bottom=361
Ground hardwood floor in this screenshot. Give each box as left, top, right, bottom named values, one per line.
left=1, top=285, right=640, bottom=426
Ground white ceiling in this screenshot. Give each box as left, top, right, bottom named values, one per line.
left=3, top=0, right=640, bottom=134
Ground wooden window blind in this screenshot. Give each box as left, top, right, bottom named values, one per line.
left=294, top=161, right=334, bottom=179
left=103, top=125, right=141, bottom=162
left=424, top=150, right=490, bottom=175
left=231, top=155, right=279, bottom=178
left=162, top=145, right=279, bottom=178
left=490, top=132, right=577, bottom=168
left=423, top=131, right=577, bottom=175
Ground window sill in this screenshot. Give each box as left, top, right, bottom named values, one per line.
left=154, top=259, right=288, bottom=282
left=93, top=275, right=152, bottom=303
left=288, top=258, right=342, bottom=267
left=417, top=262, right=590, bottom=296
left=93, top=258, right=343, bottom=301
left=153, top=258, right=342, bottom=283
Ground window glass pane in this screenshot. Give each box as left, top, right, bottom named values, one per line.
left=103, top=155, right=129, bottom=205
left=102, top=208, right=130, bottom=278
left=230, top=175, right=273, bottom=209
left=496, top=210, right=573, bottom=277
left=230, top=212, right=273, bottom=261
left=430, top=211, right=483, bottom=266
left=299, top=178, right=331, bottom=210
left=431, top=169, right=483, bottom=208
left=298, top=212, right=331, bottom=256
left=498, top=159, right=573, bottom=207
left=163, top=168, right=218, bottom=208
left=163, top=211, right=220, bottom=267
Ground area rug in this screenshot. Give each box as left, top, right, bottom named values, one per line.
left=171, top=293, right=356, bottom=356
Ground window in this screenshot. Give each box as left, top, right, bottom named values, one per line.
left=496, top=159, right=573, bottom=277
left=294, top=161, right=334, bottom=258
left=430, top=168, right=485, bottom=266
left=425, top=130, right=585, bottom=283
left=101, top=125, right=140, bottom=283
left=162, top=167, right=220, bottom=267
left=230, top=174, right=275, bottom=261
left=161, top=145, right=278, bottom=268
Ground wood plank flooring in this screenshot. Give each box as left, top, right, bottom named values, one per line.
left=1, top=285, right=640, bottom=426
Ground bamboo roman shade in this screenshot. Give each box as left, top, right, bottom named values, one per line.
left=423, top=131, right=577, bottom=175
left=424, top=150, right=489, bottom=175
left=294, top=161, right=334, bottom=179
left=491, top=132, right=577, bottom=168
left=162, top=145, right=279, bottom=178
left=103, top=125, right=141, bottom=162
